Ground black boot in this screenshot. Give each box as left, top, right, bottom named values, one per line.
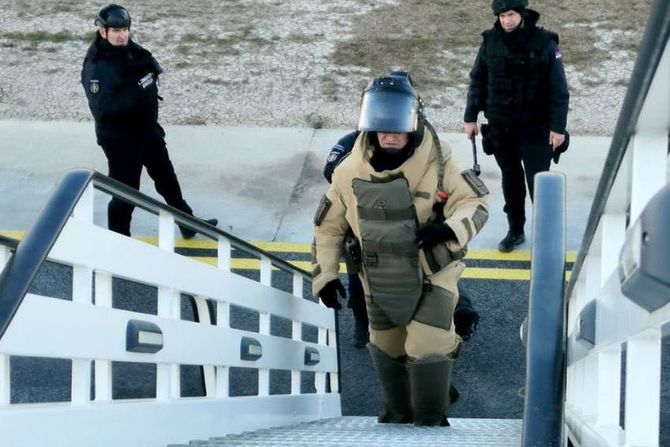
left=180, top=218, right=218, bottom=239
left=498, top=231, right=525, bottom=253
left=368, top=344, right=413, bottom=423
left=408, top=355, right=454, bottom=426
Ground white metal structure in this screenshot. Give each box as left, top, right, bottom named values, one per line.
left=0, top=177, right=340, bottom=447
left=0, top=2, right=668, bottom=446
left=564, top=4, right=670, bottom=445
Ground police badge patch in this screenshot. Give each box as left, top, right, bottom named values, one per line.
left=89, top=80, right=100, bottom=94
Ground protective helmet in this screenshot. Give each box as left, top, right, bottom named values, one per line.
left=491, top=0, right=528, bottom=15
left=357, top=71, right=422, bottom=133
left=94, top=4, right=131, bottom=28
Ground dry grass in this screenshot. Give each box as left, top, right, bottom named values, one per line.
left=330, top=0, right=652, bottom=92
left=1, top=0, right=652, bottom=86
left=0, top=0, right=655, bottom=132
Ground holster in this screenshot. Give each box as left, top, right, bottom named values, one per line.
left=480, top=123, right=496, bottom=155
left=342, top=230, right=362, bottom=274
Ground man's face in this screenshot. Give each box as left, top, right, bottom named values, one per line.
left=498, top=10, right=522, bottom=32
left=377, top=132, right=409, bottom=150
left=100, top=27, right=129, bottom=46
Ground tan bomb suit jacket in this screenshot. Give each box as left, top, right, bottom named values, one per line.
left=313, top=131, right=489, bottom=302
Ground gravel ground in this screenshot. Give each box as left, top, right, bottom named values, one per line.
left=0, top=0, right=652, bottom=135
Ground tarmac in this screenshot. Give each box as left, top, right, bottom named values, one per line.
left=0, top=119, right=611, bottom=251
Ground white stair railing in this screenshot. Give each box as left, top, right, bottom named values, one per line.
left=0, top=171, right=340, bottom=447
left=563, top=1, right=670, bottom=445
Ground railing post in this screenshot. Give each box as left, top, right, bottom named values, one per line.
left=595, top=348, right=622, bottom=444
left=291, top=273, right=303, bottom=395
left=214, top=238, right=231, bottom=399
left=217, top=238, right=231, bottom=272
left=0, top=245, right=9, bottom=271
left=94, top=271, right=113, bottom=401
left=158, top=210, right=175, bottom=252
left=157, top=287, right=180, bottom=400
left=71, top=360, right=92, bottom=405
left=72, top=183, right=94, bottom=223
left=258, top=256, right=272, bottom=396
left=625, top=328, right=662, bottom=445
left=194, top=295, right=216, bottom=397
left=522, top=173, right=566, bottom=447
left=316, top=327, right=328, bottom=393
left=0, top=238, right=9, bottom=402
left=0, top=350, right=8, bottom=406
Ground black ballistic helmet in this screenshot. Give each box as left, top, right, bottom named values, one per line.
left=357, top=71, right=422, bottom=133
left=491, top=0, right=528, bottom=15
left=95, top=4, right=131, bottom=28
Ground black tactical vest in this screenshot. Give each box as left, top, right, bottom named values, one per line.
left=484, top=27, right=557, bottom=126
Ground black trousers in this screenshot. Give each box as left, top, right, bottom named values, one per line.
left=100, top=130, right=192, bottom=236
left=490, top=125, right=553, bottom=234
left=348, top=273, right=368, bottom=328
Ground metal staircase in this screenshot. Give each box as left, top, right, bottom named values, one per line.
left=0, top=0, right=668, bottom=445
left=166, top=417, right=522, bottom=446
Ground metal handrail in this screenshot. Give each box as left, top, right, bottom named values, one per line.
left=565, top=0, right=670, bottom=298
left=0, top=169, right=312, bottom=339
left=522, top=173, right=566, bottom=447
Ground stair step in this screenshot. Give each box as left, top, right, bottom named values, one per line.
left=169, top=416, right=522, bottom=446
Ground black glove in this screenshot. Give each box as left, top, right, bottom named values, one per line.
left=318, top=279, right=346, bottom=309
left=416, top=221, right=457, bottom=250
left=454, top=295, right=480, bottom=341
left=552, top=129, right=570, bottom=164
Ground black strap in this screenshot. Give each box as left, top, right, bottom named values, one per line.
left=363, top=240, right=418, bottom=256
left=358, top=206, right=415, bottom=221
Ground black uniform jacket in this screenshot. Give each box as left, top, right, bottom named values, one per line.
left=464, top=9, right=569, bottom=133
left=81, top=36, right=163, bottom=140
left=323, top=131, right=358, bottom=183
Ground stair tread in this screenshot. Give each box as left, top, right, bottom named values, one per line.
left=173, top=416, right=522, bottom=446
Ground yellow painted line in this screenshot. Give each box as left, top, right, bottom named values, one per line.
left=0, top=230, right=25, bottom=240
left=106, top=237, right=580, bottom=262
left=191, top=257, right=313, bottom=271
left=0, top=230, right=577, bottom=274
left=189, top=257, right=572, bottom=282
left=133, top=237, right=312, bottom=252
left=174, top=240, right=578, bottom=262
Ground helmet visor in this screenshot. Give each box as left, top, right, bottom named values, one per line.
left=357, top=89, right=419, bottom=133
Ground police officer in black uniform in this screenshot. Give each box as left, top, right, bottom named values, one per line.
left=323, top=131, right=369, bottom=348
left=81, top=4, right=217, bottom=238
left=463, top=0, right=569, bottom=252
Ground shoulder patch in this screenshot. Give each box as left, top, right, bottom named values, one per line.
left=313, top=194, right=332, bottom=226
left=89, top=80, right=100, bottom=94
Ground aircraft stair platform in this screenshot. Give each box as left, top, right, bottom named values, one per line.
left=167, top=417, right=522, bottom=446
